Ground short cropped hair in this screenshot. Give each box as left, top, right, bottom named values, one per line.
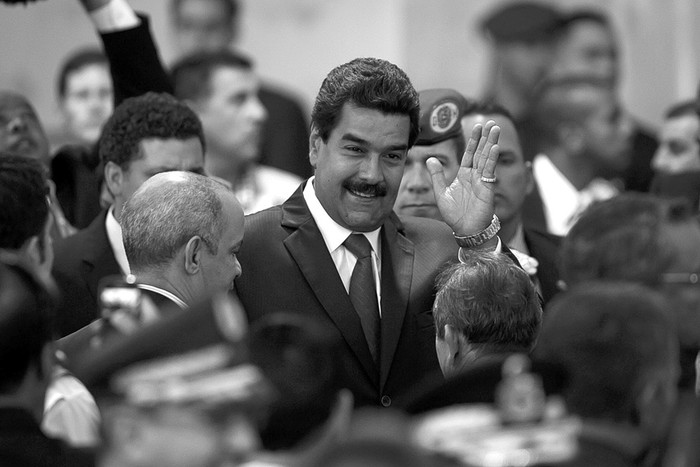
left=171, top=50, right=253, bottom=103
left=0, top=262, right=56, bottom=393
left=561, top=193, right=693, bottom=287
left=56, top=47, right=108, bottom=99
left=535, top=281, right=677, bottom=421
left=0, top=155, right=49, bottom=249
left=311, top=58, right=420, bottom=147
left=121, top=172, right=228, bottom=272
left=433, top=251, right=542, bottom=352
left=98, top=92, right=205, bottom=169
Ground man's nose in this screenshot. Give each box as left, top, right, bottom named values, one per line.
left=405, top=164, right=431, bottom=194
left=6, top=115, right=28, bottom=133
left=358, top=155, right=384, bottom=183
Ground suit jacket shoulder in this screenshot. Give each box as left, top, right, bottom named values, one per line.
left=52, top=211, right=120, bottom=336
left=523, top=228, right=562, bottom=305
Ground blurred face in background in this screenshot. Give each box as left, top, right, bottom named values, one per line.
left=652, top=113, right=700, bottom=175
left=195, top=66, right=267, bottom=164
left=60, top=63, right=113, bottom=144
left=0, top=92, right=49, bottom=165
left=172, top=0, right=236, bottom=57
left=550, top=19, right=618, bottom=83
left=394, top=138, right=460, bottom=221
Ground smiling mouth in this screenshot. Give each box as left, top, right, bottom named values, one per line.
left=349, top=188, right=378, bottom=198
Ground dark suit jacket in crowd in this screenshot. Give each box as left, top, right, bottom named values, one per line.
left=524, top=228, right=562, bottom=306
left=52, top=210, right=120, bottom=336
left=234, top=183, right=464, bottom=408
left=0, top=407, right=95, bottom=467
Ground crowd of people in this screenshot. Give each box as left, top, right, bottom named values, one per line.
left=1, top=0, right=700, bottom=466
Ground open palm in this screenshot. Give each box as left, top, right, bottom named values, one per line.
left=426, top=121, right=500, bottom=235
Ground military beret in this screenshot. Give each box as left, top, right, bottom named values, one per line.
left=415, top=88, right=468, bottom=146
left=481, top=1, right=562, bottom=43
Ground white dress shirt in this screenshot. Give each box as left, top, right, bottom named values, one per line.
left=533, top=154, right=619, bottom=236
left=105, top=206, right=130, bottom=275
left=303, top=178, right=383, bottom=315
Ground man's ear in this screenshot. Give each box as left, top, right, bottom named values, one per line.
left=38, top=342, right=55, bottom=381
left=443, top=324, right=463, bottom=363
left=184, top=236, right=204, bottom=275
left=309, top=124, right=322, bottom=169
left=22, top=235, right=45, bottom=271
left=104, top=161, right=125, bottom=198
left=524, top=161, right=535, bottom=196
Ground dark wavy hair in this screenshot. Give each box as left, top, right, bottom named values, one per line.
left=311, top=58, right=420, bottom=147
left=98, top=92, right=205, bottom=169
left=0, top=155, right=49, bottom=250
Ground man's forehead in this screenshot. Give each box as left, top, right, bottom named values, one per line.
left=0, top=92, right=34, bottom=114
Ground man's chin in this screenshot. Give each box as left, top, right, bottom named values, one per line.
left=398, top=205, right=441, bottom=221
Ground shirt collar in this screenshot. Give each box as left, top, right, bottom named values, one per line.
left=136, top=283, right=188, bottom=310
left=302, top=177, right=381, bottom=255
left=105, top=206, right=130, bottom=275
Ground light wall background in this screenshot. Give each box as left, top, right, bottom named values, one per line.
left=1, top=0, right=698, bottom=135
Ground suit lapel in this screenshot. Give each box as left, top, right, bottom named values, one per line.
left=281, top=186, right=379, bottom=385
left=379, top=215, right=413, bottom=390
left=81, top=211, right=121, bottom=303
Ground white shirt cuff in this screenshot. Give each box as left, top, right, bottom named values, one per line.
left=89, top=0, right=139, bottom=32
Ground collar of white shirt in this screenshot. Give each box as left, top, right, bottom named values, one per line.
left=303, top=177, right=381, bottom=258
left=136, top=283, right=188, bottom=310
left=302, top=178, right=382, bottom=306
left=105, top=206, right=130, bottom=276
left=532, top=154, right=618, bottom=236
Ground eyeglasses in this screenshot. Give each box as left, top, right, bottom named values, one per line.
left=660, top=272, right=700, bottom=285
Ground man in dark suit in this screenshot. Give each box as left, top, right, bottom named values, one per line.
left=235, top=58, right=504, bottom=408
left=0, top=262, right=94, bottom=467
left=394, top=91, right=562, bottom=305
left=52, top=93, right=206, bottom=336
left=461, top=101, right=563, bottom=305
left=59, top=171, right=245, bottom=362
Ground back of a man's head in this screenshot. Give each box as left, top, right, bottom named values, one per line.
left=311, top=57, right=420, bottom=147
left=561, top=193, right=694, bottom=287
left=0, top=155, right=49, bottom=250
left=98, top=92, right=205, bottom=169
left=433, top=250, right=542, bottom=373
left=121, top=171, right=226, bottom=274
left=0, top=262, right=55, bottom=395
left=535, top=281, right=678, bottom=431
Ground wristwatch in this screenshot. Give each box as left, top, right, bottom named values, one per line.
left=453, top=214, right=500, bottom=248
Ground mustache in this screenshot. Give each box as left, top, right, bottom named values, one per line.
left=343, top=180, right=388, bottom=197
